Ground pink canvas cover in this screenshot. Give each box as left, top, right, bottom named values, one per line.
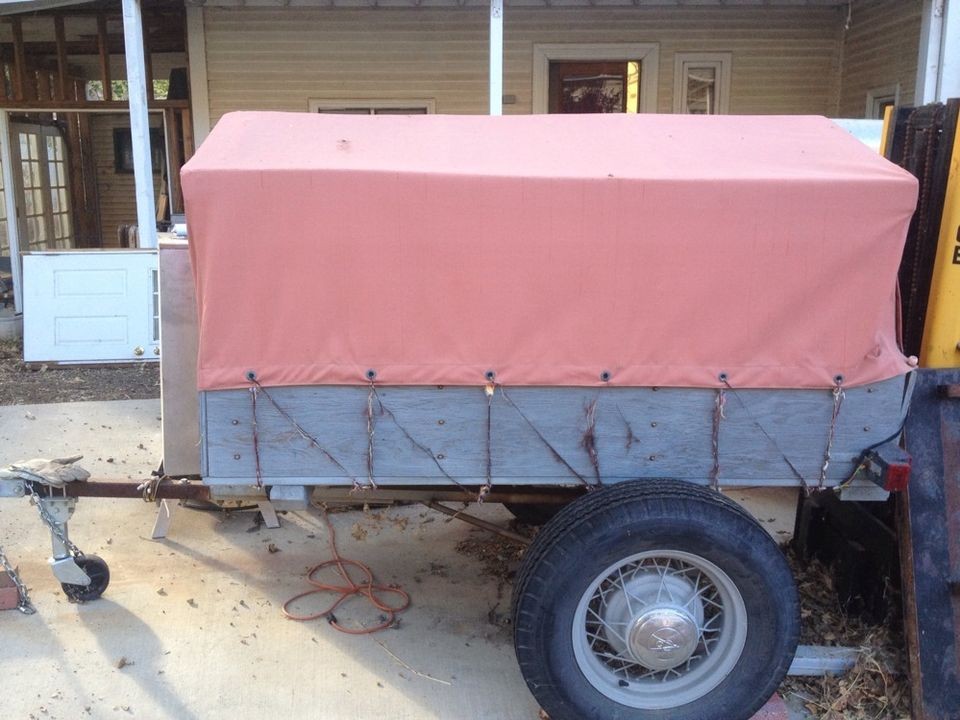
left=182, top=112, right=917, bottom=391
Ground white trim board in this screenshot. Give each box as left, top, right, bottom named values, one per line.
left=532, top=43, right=660, bottom=114
left=186, top=6, right=211, bottom=146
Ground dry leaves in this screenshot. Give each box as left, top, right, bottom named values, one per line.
left=781, top=548, right=911, bottom=719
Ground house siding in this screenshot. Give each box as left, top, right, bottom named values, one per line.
left=838, top=0, right=923, bottom=117
left=202, top=6, right=845, bottom=124
left=89, top=113, right=164, bottom=248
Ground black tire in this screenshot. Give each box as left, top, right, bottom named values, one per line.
left=512, top=480, right=799, bottom=720
left=504, top=502, right=563, bottom=526
left=61, top=554, right=110, bottom=602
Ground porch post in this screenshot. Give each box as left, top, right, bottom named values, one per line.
left=0, top=111, right=23, bottom=313
left=917, top=0, right=960, bottom=103
left=121, top=0, right=157, bottom=249
left=940, top=0, right=959, bottom=100
left=489, top=0, right=503, bottom=116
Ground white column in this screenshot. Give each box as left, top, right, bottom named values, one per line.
left=939, top=0, right=960, bottom=100
left=916, top=0, right=944, bottom=104
left=186, top=6, right=211, bottom=146
left=121, top=0, right=157, bottom=249
left=489, top=0, right=503, bottom=116
left=0, top=111, right=23, bottom=313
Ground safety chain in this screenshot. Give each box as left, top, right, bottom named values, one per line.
left=25, top=482, right=84, bottom=560
left=0, top=541, right=35, bottom=615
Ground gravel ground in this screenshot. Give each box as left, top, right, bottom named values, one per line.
left=0, top=339, right=160, bottom=405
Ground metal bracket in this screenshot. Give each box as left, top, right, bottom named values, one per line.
left=0, top=478, right=25, bottom=498
left=48, top=556, right=90, bottom=586
left=787, top=645, right=859, bottom=676
left=151, top=499, right=176, bottom=539
left=266, top=485, right=308, bottom=511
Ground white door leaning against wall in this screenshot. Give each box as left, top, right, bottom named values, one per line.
left=22, top=249, right=159, bottom=363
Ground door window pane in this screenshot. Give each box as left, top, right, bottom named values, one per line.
left=684, top=66, right=717, bottom=115
left=548, top=61, right=640, bottom=114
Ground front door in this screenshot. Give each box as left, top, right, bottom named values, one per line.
left=548, top=61, right=641, bottom=114
left=22, top=249, right=159, bottom=363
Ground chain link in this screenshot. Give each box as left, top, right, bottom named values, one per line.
left=25, top=482, right=84, bottom=560
left=0, top=541, right=35, bottom=614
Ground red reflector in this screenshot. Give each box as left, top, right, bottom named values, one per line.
left=884, top=461, right=911, bottom=492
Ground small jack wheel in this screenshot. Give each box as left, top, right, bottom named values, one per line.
left=61, top=555, right=110, bottom=602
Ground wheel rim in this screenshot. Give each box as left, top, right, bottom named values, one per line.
left=572, top=549, right=748, bottom=710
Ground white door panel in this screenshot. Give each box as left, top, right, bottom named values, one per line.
left=23, top=250, right=159, bottom=363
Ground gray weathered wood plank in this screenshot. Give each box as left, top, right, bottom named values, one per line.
left=201, top=376, right=909, bottom=488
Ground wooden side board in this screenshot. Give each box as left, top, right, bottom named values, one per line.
left=199, top=375, right=910, bottom=488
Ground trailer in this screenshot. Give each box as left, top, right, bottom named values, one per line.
left=0, top=112, right=920, bottom=720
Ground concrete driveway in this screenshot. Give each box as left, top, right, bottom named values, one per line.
left=0, top=399, right=541, bottom=720
left=0, top=399, right=803, bottom=720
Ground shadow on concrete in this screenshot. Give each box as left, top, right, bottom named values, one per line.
left=77, top=599, right=200, bottom=720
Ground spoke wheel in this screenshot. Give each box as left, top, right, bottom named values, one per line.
left=512, top=479, right=798, bottom=720
left=573, top=550, right=747, bottom=709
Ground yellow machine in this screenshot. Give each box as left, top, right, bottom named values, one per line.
left=912, top=107, right=960, bottom=367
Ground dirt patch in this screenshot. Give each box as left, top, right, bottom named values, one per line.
left=0, top=339, right=160, bottom=406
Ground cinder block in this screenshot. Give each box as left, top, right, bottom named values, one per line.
left=0, top=570, right=22, bottom=611
left=751, top=693, right=790, bottom=720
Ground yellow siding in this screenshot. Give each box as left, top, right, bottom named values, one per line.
left=203, top=6, right=845, bottom=123
left=838, top=0, right=922, bottom=117
left=89, top=113, right=163, bottom=247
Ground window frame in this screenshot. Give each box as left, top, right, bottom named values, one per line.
left=673, top=52, right=732, bottom=115
left=865, top=84, right=900, bottom=120
left=532, top=43, right=660, bottom=115
left=307, top=99, right=436, bottom=114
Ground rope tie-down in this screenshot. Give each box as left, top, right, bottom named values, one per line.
left=718, top=374, right=850, bottom=496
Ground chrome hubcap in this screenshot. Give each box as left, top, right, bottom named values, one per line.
left=627, top=606, right=700, bottom=670
left=572, top=550, right=748, bottom=710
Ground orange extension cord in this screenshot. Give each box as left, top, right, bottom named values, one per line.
left=281, top=509, right=410, bottom=634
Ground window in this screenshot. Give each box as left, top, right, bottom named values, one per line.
left=308, top=99, right=435, bottom=114
left=113, top=127, right=165, bottom=174
left=866, top=85, right=900, bottom=119
left=532, top=43, right=660, bottom=114
left=13, top=123, right=73, bottom=251
left=673, top=53, right=732, bottom=115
